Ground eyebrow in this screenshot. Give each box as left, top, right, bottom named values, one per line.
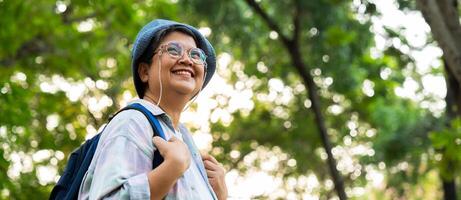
left=163, top=41, right=198, bottom=49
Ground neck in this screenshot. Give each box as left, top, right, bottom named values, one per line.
left=143, top=93, right=189, bottom=129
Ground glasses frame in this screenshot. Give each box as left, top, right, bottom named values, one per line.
left=154, top=41, right=207, bottom=66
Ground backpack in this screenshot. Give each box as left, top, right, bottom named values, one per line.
left=49, top=103, right=166, bottom=200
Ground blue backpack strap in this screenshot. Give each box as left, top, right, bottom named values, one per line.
left=120, top=103, right=166, bottom=168
left=49, top=103, right=166, bottom=200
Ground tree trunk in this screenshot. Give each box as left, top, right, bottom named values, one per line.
left=443, top=60, right=460, bottom=200
left=442, top=181, right=457, bottom=200
left=288, top=42, right=348, bottom=200
left=416, top=0, right=461, bottom=83
left=416, top=0, right=461, bottom=198
left=243, top=0, right=348, bottom=199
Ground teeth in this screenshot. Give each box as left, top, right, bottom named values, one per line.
left=174, top=70, right=192, bottom=76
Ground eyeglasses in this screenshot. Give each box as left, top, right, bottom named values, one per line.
left=154, top=42, right=207, bottom=66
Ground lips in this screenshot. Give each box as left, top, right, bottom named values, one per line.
left=171, top=68, right=195, bottom=78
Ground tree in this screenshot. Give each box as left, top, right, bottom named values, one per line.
left=0, top=1, right=189, bottom=199
left=413, top=0, right=461, bottom=199
left=0, top=0, right=451, bottom=199
left=181, top=0, right=438, bottom=198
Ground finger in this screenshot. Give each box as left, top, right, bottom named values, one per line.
left=200, top=152, right=210, bottom=160
left=152, top=136, right=167, bottom=151
left=203, top=160, right=215, bottom=170
left=207, top=155, right=219, bottom=164
left=168, top=135, right=178, bottom=142
left=200, top=151, right=209, bottom=158
left=201, top=153, right=219, bottom=164
left=206, top=169, right=218, bottom=178
left=203, top=160, right=219, bottom=171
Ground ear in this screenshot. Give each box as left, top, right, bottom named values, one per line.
left=138, top=62, right=150, bottom=83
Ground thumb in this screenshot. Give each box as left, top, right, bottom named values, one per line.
left=152, top=136, right=167, bottom=151
left=200, top=151, right=209, bottom=159
left=168, top=135, right=179, bottom=142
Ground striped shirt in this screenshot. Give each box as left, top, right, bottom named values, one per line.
left=78, top=99, right=216, bottom=199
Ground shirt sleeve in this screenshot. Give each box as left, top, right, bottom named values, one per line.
left=87, top=110, right=155, bottom=200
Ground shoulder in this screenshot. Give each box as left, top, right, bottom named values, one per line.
left=101, top=109, right=155, bottom=146
left=112, top=109, right=150, bottom=123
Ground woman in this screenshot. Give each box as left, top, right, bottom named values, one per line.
left=78, top=19, right=227, bottom=200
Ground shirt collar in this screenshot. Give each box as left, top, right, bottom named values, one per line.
left=129, top=99, right=180, bottom=132
left=129, top=99, right=165, bottom=116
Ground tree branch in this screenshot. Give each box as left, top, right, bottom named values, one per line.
left=243, top=0, right=347, bottom=199
left=60, top=4, right=98, bottom=24
left=244, top=0, right=292, bottom=46
left=0, top=35, right=52, bottom=67
left=292, top=0, right=301, bottom=44
left=0, top=3, right=98, bottom=67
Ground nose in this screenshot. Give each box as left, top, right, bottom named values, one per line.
left=178, top=52, right=194, bottom=66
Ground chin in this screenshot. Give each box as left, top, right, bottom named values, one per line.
left=169, top=78, right=198, bottom=92
left=172, top=84, right=198, bottom=96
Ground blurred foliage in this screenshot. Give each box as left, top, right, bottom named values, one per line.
left=182, top=0, right=447, bottom=198
left=0, top=0, right=456, bottom=199
left=0, top=0, right=185, bottom=199
left=430, top=118, right=461, bottom=181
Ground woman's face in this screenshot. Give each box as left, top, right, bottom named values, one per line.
left=142, top=31, right=206, bottom=100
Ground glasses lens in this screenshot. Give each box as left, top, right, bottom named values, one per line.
left=165, top=43, right=182, bottom=57
left=162, top=42, right=206, bottom=65
left=189, top=48, right=206, bottom=64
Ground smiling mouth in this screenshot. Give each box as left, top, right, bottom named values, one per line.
left=172, top=69, right=195, bottom=78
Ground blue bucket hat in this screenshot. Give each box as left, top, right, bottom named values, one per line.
left=131, top=19, right=216, bottom=98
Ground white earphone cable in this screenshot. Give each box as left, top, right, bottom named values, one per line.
left=183, top=64, right=207, bottom=112
left=157, top=52, right=163, bottom=106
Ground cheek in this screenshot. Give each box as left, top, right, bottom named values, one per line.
left=159, top=59, right=175, bottom=75
left=147, top=65, right=162, bottom=85
left=151, top=59, right=169, bottom=77
left=196, top=66, right=206, bottom=81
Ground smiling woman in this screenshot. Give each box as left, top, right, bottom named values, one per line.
left=72, top=19, right=228, bottom=200
left=138, top=32, right=207, bottom=106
